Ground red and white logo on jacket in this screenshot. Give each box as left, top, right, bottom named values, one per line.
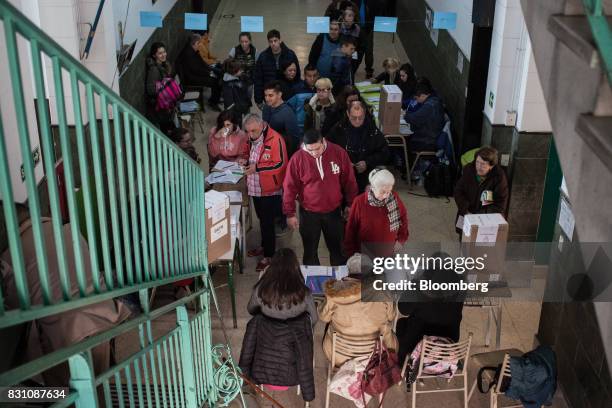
left=330, top=161, right=340, bottom=175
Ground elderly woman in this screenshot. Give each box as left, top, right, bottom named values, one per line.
left=318, top=253, right=398, bottom=367
left=304, top=78, right=335, bottom=133
left=344, top=169, right=409, bottom=258
left=454, top=146, right=509, bottom=233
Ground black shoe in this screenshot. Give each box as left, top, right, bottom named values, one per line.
left=207, top=101, right=221, bottom=112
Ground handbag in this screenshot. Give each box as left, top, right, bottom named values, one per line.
left=329, top=357, right=371, bottom=408
left=360, top=340, right=402, bottom=407
left=155, top=77, right=183, bottom=111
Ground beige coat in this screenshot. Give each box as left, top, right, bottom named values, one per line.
left=318, top=278, right=398, bottom=366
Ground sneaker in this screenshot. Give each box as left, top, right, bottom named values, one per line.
left=247, top=247, right=264, bottom=257
left=256, top=258, right=271, bottom=272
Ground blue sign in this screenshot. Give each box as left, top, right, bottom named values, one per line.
left=185, top=13, right=207, bottom=30
left=373, top=16, right=398, bottom=33
left=140, top=11, right=162, bottom=28
left=307, top=16, right=330, bottom=33
left=241, top=16, right=264, bottom=32
left=433, top=12, right=457, bottom=30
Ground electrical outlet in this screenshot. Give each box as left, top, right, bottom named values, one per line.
left=501, top=154, right=510, bottom=167
left=505, top=110, right=517, bottom=126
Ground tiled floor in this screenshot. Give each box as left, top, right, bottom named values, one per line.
left=118, top=0, right=569, bottom=406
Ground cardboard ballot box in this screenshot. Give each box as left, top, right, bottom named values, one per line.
left=212, top=176, right=249, bottom=206
left=205, top=190, right=231, bottom=263
left=461, top=213, right=508, bottom=279
left=379, top=84, right=402, bottom=134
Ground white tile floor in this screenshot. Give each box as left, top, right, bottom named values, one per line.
left=118, top=0, right=569, bottom=406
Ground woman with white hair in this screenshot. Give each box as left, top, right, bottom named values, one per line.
left=344, top=168, right=408, bottom=257
left=318, top=253, right=398, bottom=367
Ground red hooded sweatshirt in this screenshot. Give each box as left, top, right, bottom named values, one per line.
left=283, top=140, right=358, bottom=217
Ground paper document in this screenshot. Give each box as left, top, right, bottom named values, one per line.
left=206, top=170, right=241, bottom=184
left=213, top=160, right=243, bottom=173
left=476, top=224, right=499, bottom=243
left=355, top=81, right=372, bottom=86
left=456, top=215, right=464, bottom=230
left=300, top=265, right=333, bottom=278
left=334, top=265, right=349, bottom=280
left=179, top=100, right=199, bottom=113
left=219, top=190, right=243, bottom=204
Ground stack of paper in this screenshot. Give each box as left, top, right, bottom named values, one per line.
left=206, top=170, right=242, bottom=184
left=213, top=160, right=244, bottom=174
left=300, top=265, right=333, bottom=278
left=179, top=100, right=199, bottom=113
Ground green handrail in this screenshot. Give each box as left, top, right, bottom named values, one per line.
left=0, top=0, right=207, bottom=329
left=583, top=0, right=612, bottom=84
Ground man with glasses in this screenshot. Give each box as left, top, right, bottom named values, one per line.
left=283, top=129, right=358, bottom=266
left=304, top=78, right=335, bottom=133
left=308, top=20, right=342, bottom=78
left=327, top=100, right=390, bottom=192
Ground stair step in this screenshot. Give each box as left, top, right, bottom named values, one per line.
left=575, top=114, right=612, bottom=173
left=547, top=15, right=612, bottom=68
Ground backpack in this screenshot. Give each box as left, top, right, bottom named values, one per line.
left=424, top=158, right=454, bottom=197
left=155, top=77, right=183, bottom=111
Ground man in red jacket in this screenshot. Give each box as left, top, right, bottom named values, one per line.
left=283, top=129, right=358, bottom=266
left=242, top=113, right=288, bottom=271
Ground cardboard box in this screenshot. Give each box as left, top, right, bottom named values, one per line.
left=205, top=190, right=231, bottom=262
left=379, top=84, right=402, bottom=134
left=212, top=176, right=249, bottom=206
left=461, top=213, right=508, bottom=279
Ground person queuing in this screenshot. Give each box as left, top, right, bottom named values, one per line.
left=242, top=114, right=288, bottom=272
left=454, top=146, right=509, bottom=234
left=207, top=110, right=249, bottom=169
left=308, top=19, right=342, bottom=79
left=240, top=248, right=315, bottom=402
left=321, top=85, right=361, bottom=135
left=324, top=0, right=358, bottom=21
left=327, top=100, right=390, bottom=192
left=262, top=81, right=300, bottom=157
left=279, top=61, right=301, bottom=101
left=372, top=57, right=401, bottom=85
left=286, top=65, right=320, bottom=138
left=345, top=169, right=408, bottom=258
left=222, top=58, right=252, bottom=116
left=196, top=30, right=223, bottom=78
left=353, top=0, right=384, bottom=79
left=330, top=37, right=357, bottom=96
left=145, top=42, right=178, bottom=134
left=254, top=29, right=300, bottom=107
left=283, top=129, right=358, bottom=266
left=176, top=34, right=222, bottom=111
left=403, top=78, right=445, bottom=151
left=227, top=32, right=258, bottom=86
left=304, top=78, right=335, bottom=133
left=338, top=7, right=364, bottom=75
left=318, top=253, right=398, bottom=367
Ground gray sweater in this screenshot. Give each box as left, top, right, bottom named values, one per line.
left=247, top=285, right=318, bottom=326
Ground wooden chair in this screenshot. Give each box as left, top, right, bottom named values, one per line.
left=468, top=349, right=524, bottom=408
left=325, top=331, right=383, bottom=408
left=405, top=334, right=473, bottom=408
left=384, top=134, right=410, bottom=184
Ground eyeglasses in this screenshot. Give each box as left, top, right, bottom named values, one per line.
left=316, top=88, right=331, bottom=92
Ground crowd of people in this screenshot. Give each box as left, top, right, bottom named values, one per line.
left=148, top=0, right=512, bottom=403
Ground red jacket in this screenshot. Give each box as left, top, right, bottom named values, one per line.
left=251, top=125, right=288, bottom=195
left=344, top=191, right=409, bottom=257
left=283, top=141, right=358, bottom=217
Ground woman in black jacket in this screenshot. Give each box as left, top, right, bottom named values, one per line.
left=145, top=42, right=176, bottom=135
left=221, top=58, right=251, bottom=116
left=240, top=248, right=316, bottom=401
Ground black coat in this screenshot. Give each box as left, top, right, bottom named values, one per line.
left=253, top=43, right=300, bottom=105
left=239, top=313, right=315, bottom=401
left=222, top=74, right=251, bottom=115
left=327, top=116, right=390, bottom=192
left=176, top=45, right=212, bottom=86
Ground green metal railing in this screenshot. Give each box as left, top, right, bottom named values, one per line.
left=0, top=1, right=242, bottom=406
left=584, top=0, right=612, bottom=84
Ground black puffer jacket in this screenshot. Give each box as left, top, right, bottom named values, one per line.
left=253, top=43, right=300, bottom=104
left=239, top=313, right=315, bottom=401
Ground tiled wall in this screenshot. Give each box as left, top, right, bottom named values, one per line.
left=396, top=0, right=470, bottom=143
left=538, top=207, right=612, bottom=407
left=119, top=0, right=221, bottom=115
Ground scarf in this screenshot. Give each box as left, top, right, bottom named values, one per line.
left=367, top=189, right=401, bottom=232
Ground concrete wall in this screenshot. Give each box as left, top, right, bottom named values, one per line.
left=520, top=0, right=612, bottom=406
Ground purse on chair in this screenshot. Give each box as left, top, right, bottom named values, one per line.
left=360, top=341, right=402, bottom=407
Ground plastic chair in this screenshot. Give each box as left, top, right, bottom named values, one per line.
left=325, top=331, right=383, bottom=408
left=404, top=334, right=473, bottom=408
